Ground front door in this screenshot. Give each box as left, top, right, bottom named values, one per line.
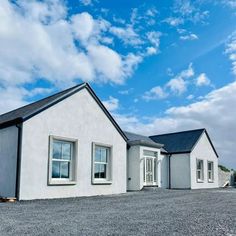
left=145, top=158, right=154, bottom=185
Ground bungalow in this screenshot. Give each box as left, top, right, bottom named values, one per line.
left=126, top=129, right=219, bottom=190
left=0, top=83, right=219, bottom=200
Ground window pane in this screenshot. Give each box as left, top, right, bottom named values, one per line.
left=94, top=164, right=100, bottom=178
left=53, top=141, right=61, bottom=159
left=61, top=161, right=70, bottom=178
left=95, top=147, right=101, bottom=162
left=62, top=143, right=71, bottom=160
left=197, top=160, right=204, bottom=170
left=208, top=162, right=212, bottom=170
left=94, top=163, right=106, bottom=179
left=197, top=171, right=201, bottom=180
left=100, top=164, right=106, bottom=178
left=52, top=161, right=60, bottom=178
left=100, top=148, right=107, bottom=163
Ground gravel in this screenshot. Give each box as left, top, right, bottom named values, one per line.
left=0, top=188, right=235, bottom=236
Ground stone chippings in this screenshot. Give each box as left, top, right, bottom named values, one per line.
left=0, top=188, right=235, bottom=236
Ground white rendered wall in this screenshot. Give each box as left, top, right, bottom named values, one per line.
left=0, top=126, right=18, bottom=197
left=127, top=146, right=141, bottom=191
left=190, top=132, right=218, bottom=189
left=19, top=88, right=127, bottom=200
left=160, top=154, right=169, bottom=188
left=170, top=153, right=191, bottom=189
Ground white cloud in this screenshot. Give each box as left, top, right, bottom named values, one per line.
left=143, top=63, right=195, bottom=100
left=102, top=96, right=119, bottom=112
left=221, top=0, right=236, bottom=8
left=145, top=7, right=158, bottom=17
left=166, top=63, right=194, bottom=95
left=0, top=0, right=153, bottom=92
left=122, top=53, right=143, bottom=78
left=180, top=33, right=198, bottom=41
left=110, top=25, right=143, bottom=46
left=79, top=0, right=96, bottom=6
left=0, top=86, right=27, bottom=114
left=163, top=17, right=184, bottom=26
left=195, top=73, right=211, bottom=86
left=225, top=33, right=236, bottom=76
left=87, top=44, right=123, bottom=83
left=178, top=63, right=195, bottom=78
left=146, top=47, right=158, bottom=55
left=187, top=94, right=194, bottom=100
left=166, top=0, right=209, bottom=26
left=70, top=12, right=95, bottom=43
left=166, top=77, right=187, bottom=95
left=143, top=86, right=168, bottom=101
left=116, top=82, right=236, bottom=168
left=146, top=31, right=161, bottom=48
left=118, top=88, right=134, bottom=95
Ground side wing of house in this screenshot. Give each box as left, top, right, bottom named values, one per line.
left=0, top=126, right=18, bottom=197
left=170, top=153, right=191, bottom=189
left=190, top=131, right=218, bottom=189
left=19, top=87, right=127, bottom=200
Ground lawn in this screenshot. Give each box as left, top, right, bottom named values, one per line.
left=0, top=188, right=235, bottom=235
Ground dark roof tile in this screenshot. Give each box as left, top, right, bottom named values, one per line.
left=149, top=129, right=205, bottom=154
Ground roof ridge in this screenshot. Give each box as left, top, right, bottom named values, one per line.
left=0, top=83, right=85, bottom=117
left=149, top=128, right=205, bottom=137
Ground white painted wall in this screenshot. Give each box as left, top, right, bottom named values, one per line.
left=19, top=88, right=127, bottom=200
left=0, top=126, right=18, bottom=197
left=170, top=153, right=191, bottom=189
left=127, top=146, right=141, bottom=191
left=190, top=132, right=218, bottom=189
left=160, top=154, right=169, bottom=188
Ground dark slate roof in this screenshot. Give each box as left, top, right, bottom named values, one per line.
left=0, top=83, right=127, bottom=141
left=149, top=128, right=218, bottom=157
left=124, top=131, right=164, bottom=149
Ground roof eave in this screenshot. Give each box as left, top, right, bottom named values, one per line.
left=128, top=140, right=164, bottom=149
left=161, top=150, right=191, bottom=155
left=0, top=117, right=23, bottom=129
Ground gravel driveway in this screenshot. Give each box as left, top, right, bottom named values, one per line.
left=0, top=188, right=235, bottom=236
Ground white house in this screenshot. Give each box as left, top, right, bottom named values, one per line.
left=0, top=83, right=219, bottom=200
left=126, top=129, right=219, bottom=190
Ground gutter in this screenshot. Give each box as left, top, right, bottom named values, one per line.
left=15, top=123, right=23, bottom=200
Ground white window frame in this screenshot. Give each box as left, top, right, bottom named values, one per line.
left=196, top=159, right=204, bottom=183
left=92, top=142, right=112, bottom=185
left=207, top=161, right=214, bottom=183
left=48, top=135, right=77, bottom=185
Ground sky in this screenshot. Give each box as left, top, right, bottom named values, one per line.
left=0, top=0, right=236, bottom=169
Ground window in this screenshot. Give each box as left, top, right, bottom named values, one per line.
left=49, top=136, right=77, bottom=185
left=92, top=143, right=112, bottom=184
left=196, top=159, right=204, bottom=182
left=208, top=161, right=214, bottom=182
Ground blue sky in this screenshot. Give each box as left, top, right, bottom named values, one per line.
left=0, top=0, right=236, bottom=168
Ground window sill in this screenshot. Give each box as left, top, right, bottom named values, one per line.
left=92, top=180, right=112, bottom=185
left=197, top=180, right=204, bottom=183
left=48, top=180, right=77, bottom=186
left=208, top=180, right=214, bottom=183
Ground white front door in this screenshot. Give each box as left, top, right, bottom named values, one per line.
left=143, top=157, right=157, bottom=186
